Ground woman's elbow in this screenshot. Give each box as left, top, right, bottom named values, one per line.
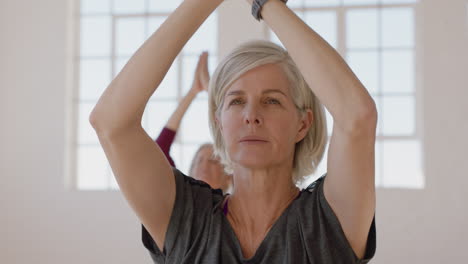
left=351, top=102, right=378, bottom=135
left=89, top=109, right=106, bottom=134
left=88, top=107, right=116, bottom=135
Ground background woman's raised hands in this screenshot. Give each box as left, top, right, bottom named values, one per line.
left=163, top=51, right=211, bottom=131
left=190, top=51, right=210, bottom=94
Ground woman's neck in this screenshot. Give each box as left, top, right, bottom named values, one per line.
left=230, top=164, right=298, bottom=197
left=226, top=165, right=300, bottom=237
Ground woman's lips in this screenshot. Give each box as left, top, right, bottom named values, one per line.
left=239, top=136, right=268, bottom=142
left=239, top=138, right=268, bottom=144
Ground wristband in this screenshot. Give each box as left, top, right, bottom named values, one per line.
left=252, top=0, right=288, bottom=21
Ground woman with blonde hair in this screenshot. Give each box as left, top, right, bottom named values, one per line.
left=90, top=0, right=377, bottom=263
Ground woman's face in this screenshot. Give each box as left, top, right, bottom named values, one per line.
left=217, top=63, right=312, bottom=171
left=192, top=146, right=230, bottom=190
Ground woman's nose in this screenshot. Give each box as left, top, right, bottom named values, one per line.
left=244, top=105, right=262, bottom=125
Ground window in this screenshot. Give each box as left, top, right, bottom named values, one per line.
left=270, top=0, right=423, bottom=189
left=71, top=0, right=422, bottom=190
left=74, top=0, right=218, bottom=190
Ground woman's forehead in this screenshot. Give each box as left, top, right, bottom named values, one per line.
left=235, top=63, right=288, bottom=85
left=225, top=64, right=291, bottom=97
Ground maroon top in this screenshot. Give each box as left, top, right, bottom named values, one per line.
left=155, top=127, right=177, bottom=167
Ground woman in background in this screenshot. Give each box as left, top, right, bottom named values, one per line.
left=154, top=51, right=232, bottom=193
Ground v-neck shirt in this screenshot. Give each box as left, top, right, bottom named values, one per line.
left=222, top=191, right=301, bottom=216
left=141, top=167, right=376, bottom=263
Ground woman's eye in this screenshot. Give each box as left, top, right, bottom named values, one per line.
left=229, top=99, right=243, bottom=105
left=266, top=98, right=280, bottom=104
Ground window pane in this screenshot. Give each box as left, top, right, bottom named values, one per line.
left=346, top=51, right=379, bottom=94
left=181, top=54, right=199, bottom=94
left=343, top=0, right=378, bottom=5
left=382, top=8, right=414, bottom=48
left=346, top=9, right=379, bottom=49
left=184, top=13, right=218, bottom=54
left=143, top=101, right=178, bottom=139
left=288, top=0, right=304, bottom=8
left=113, top=0, right=146, bottom=14
left=181, top=99, right=212, bottom=143
left=116, top=17, right=146, bottom=57
left=147, top=16, right=167, bottom=38
left=80, top=16, right=111, bottom=56
left=181, top=54, right=217, bottom=99
left=78, top=103, right=99, bottom=144
left=170, top=143, right=183, bottom=168
left=382, top=140, right=424, bottom=189
left=304, top=11, right=337, bottom=48
left=81, top=0, right=111, bottom=14
left=149, top=0, right=182, bottom=13
left=304, top=0, right=340, bottom=7
left=382, top=96, right=415, bottom=136
left=77, top=145, right=109, bottom=190
left=382, top=50, right=414, bottom=94
left=80, top=59, right=111, bottom=100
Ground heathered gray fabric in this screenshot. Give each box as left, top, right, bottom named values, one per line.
left=142, top=167, right=376, bottom=263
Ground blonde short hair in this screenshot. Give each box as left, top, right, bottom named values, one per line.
left=208, top=40, right=328, bottom=185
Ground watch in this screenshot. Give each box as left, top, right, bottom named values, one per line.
left=252, top=0, right=288, bottom=21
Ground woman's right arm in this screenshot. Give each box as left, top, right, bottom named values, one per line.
left=89, top=0, right=222, bottom=252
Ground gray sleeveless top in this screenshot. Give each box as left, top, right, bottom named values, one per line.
left=142, top=167, right=376, bottom=263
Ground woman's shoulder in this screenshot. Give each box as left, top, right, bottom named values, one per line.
left=290, top=172, right=327, bottom=213
left=172, top=167, right=222, bottom=191
left=171, top=167, right=225, bottom=204
left=293, top=172, right=377, bottom=262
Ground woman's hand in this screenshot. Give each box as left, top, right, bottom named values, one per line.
left=190, top=51, right=210, bottom=94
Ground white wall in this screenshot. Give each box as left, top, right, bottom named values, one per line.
left=1, top=0, right=467, bottom=263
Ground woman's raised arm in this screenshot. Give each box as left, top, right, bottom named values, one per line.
left=89, top=0, right=222, bottom=252
left=90, top=1, right=220, bottom=133
left=251, top=0, right=377, bottom=260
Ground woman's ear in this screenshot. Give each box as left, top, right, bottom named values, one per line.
left=295, top=109, right=314, bottom=143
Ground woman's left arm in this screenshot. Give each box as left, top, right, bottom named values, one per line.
left=251, top=0, right=377, bottom=259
